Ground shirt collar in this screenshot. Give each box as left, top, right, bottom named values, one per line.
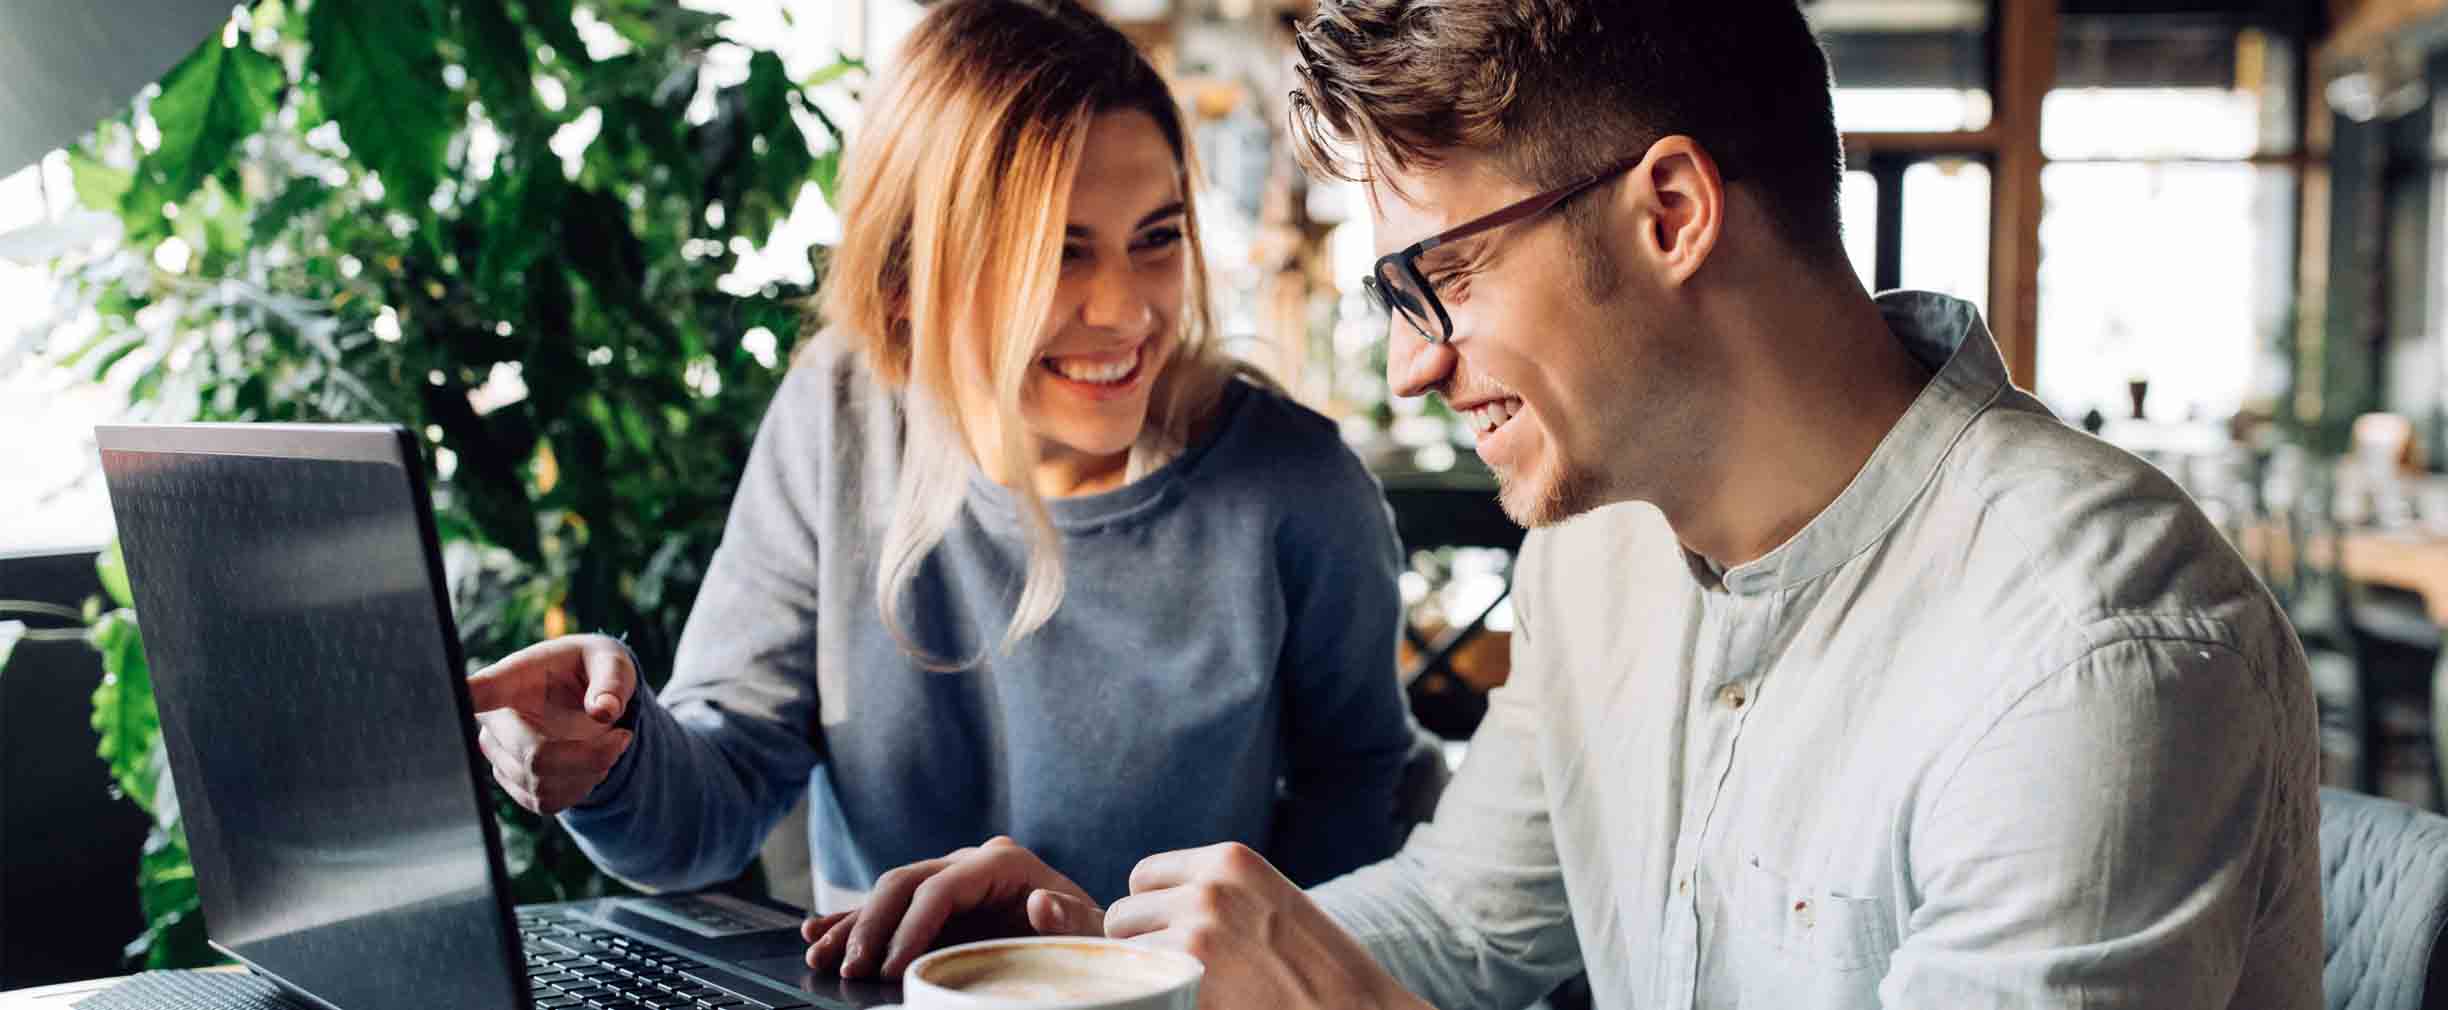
left=1711, top=290, right=2010, bottom=595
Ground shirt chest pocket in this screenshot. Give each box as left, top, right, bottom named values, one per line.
left=1724, top=857, right=1899, bottom=974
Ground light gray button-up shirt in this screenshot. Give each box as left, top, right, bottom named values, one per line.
left=1314, top=292, right=2322, bottom=1009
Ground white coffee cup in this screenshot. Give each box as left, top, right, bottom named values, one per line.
left=875, top=936, right=1202, bottom=1010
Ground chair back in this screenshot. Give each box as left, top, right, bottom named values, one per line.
left=2322, top=786, right=2448, bottom=1010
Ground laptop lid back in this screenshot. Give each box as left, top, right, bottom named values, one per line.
left=95, top=423, right=526, bottom=1010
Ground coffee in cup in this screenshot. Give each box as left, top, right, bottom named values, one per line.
left=884, top=937, right=1201, bottom=1009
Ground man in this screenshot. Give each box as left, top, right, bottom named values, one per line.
left=801, top=1, right=2322, bottom=1006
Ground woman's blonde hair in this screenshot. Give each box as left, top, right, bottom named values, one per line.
left=820, top=0, right=1233, bottom=666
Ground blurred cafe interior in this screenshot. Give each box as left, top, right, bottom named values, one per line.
left=10, top=0, right=2448, bottom=1002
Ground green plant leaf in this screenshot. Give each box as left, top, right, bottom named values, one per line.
left=517, top=0, right=590, bottom=67
left=141, top=34, right=284, bottom=206
left=307, top=0, right=452, bottom=213
left=603, top=6, right=726, bottom=49
left=88, top=610, right=159, bottom=814
left=99, top=540, right=134, bottom=608
left=128, top=824, right=215, bottom=969
left=799, top=55, right=863, bottom=91
left=811, top=148, right=840, bottom=207
left=85, top=336, right=147, bottom=381
left=458, top=0, right=537, bottom=128
left=69, top=149, right=133, bottom=213
left=249, top=177, right=335, bottom=246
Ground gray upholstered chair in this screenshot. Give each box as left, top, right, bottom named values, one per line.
left=2322, top=786, right=2448, bottom=1010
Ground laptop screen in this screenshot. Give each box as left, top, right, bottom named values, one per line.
left=98, top=425, right=526, bottom=1010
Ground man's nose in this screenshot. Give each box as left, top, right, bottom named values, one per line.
left=1387, top=328, right=1458, bottom=400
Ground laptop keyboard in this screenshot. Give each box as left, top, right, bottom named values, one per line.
left=519, top=912, right=779, bottom=1010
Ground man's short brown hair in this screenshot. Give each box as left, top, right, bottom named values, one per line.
left=1290, top=0, right=1846, bottom=260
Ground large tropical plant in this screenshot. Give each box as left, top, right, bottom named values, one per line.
left=19, top=0, right=856, bottom=967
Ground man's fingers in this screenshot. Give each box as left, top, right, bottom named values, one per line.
left=1027, top=889, right=1105, bottom=938
left=1100, top=888, right=1192, bottom=941
left=1126, top=846, right=1211, bottom=895
left=580, top=640, right=635, bottom=724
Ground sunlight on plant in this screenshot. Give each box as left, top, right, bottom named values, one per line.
left=20, top=0, right=864, bottom=966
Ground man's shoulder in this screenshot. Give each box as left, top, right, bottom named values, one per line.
left=1932, top=400, right=2291, bottom=670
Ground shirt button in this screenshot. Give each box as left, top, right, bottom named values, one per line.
left=1676, top=875, right=1690, bottom=895
left=1718, top=684, right=1748, bottom=710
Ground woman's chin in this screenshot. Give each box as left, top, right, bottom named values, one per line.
left=1050, top=430, right=1141, bottom=461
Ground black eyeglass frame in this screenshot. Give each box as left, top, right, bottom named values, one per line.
left=1360, top=154, right=1653, bottom=344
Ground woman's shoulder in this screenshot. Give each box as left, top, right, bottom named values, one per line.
left=769, top=326, right=902, bottom=431
left=1199, top=376, right=1391, bottom=519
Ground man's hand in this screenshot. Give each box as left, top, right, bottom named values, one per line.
left=802, top=837, right=1106, bottom=979
left=466, top=634, right=637, bottom=814
left=1107, top=843, right=1430, bottom=1010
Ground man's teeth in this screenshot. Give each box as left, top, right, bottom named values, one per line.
left=1467, top=398, right=1522, bottom=434
left=1046, top=348, right=1139, bottom=384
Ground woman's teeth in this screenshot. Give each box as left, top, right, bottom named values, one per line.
left=1044, top=347, right=1140, bottom=385
left=1467, top=398, right=1522, bottom=434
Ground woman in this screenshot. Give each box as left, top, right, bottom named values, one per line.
left=466, top=0, right=1415, bottom=972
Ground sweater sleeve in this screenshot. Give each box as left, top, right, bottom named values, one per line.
left=1262, top=444, right=1416, bottom=887
left=557, top=364, right=836, bottom=891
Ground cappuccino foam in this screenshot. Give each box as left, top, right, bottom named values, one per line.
left=922, top=945, right=1189, bottom=1004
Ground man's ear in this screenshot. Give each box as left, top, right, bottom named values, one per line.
left=1619, top=135, right=1725, bottom=288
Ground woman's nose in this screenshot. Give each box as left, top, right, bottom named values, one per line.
left=1081, top=263, right=1155, bottom=334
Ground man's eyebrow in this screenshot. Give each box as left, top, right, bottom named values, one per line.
left=1419, top=234, right=1487, bottom=268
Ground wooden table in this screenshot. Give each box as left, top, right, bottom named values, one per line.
left=2254, top=525, right=2448, bottom=803
left=2243, top=522, right=2448, bottom=622
left=2337, top=530, right=2448, bottom=624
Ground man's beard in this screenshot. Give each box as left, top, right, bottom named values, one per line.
left=1496, top=449, right=1608, bottom=528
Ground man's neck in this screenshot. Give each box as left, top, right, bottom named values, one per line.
left=1665, top=285, right=1933, bottom=570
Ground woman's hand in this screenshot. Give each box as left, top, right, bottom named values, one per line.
left=466, top=634, right=637, bottom=814
left=801, top=837, right=1106, bottom=978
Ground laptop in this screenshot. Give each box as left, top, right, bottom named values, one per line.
left=95, top=423, right=899, bottom=1010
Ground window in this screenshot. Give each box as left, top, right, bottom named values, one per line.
left=1811, top=0, right=1994, bottom=133
left=2032, top=19, right=2299, bottom=424
left=1841, top=169, right=1879, bottom=288
left=1840, top=154, right=1989, bottom=308
left=1900, top=159, right=1991, bottom=314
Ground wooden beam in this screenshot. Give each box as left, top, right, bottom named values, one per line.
left=1989, top=0, right=2056, bottom=390
left=1843, top=129, right=2000, bottom=157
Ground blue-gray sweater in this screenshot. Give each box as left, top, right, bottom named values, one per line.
left=561, top=335, right=1415, bottom=906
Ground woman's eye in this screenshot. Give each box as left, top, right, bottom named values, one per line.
left=1134, top=227, right=1184, bottom=253
left=1061, top=245, right=1089, bottom=265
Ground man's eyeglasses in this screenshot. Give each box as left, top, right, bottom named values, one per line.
left=1361, top=155, right=1647, bottom=344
